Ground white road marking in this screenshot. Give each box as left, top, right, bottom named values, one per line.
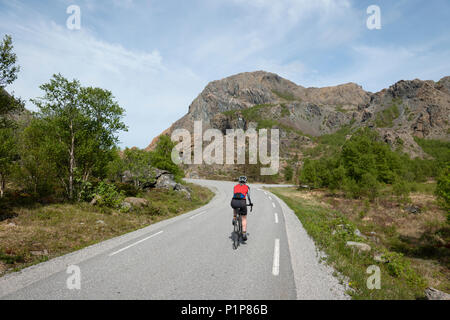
left=268, top=196, right=272, bottom=200
left=274, top=213, right=279, bottom=224
left=272, top=202, right=276, bottom=208
left=189, top=210, right=206, bottom=220
left=272, top=239, right=280, bottom=276
left=109, top=231, right=164, bottom=256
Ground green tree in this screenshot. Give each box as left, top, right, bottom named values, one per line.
left=0, top=35, right=23, bottom=129
left=435, top=166, right=450, bottom=212
left=283, top=165, right=294, bottom=182
left=122, top=147, right=154, bottom=188
left=0, top=128, right=17, bottom=197
left=16, top=118, right=58, bottom=196
left=0, top=35, right=20, bottom=88
left=31, top=74, right=127, bottom=200
left=150, top=135, right=184, bottom=180
left=0, top=35, right=22, bottom=196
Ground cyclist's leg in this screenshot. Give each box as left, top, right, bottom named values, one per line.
left=241, top=206, right=248, bottom=233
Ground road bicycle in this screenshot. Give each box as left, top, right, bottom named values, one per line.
left=232, top=204, right=253, bottom=250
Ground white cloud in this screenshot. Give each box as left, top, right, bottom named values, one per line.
left=0, top=9, right=203, bottom=148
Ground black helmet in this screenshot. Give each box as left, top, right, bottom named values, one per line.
left=238, top=176, right=247, bottom=184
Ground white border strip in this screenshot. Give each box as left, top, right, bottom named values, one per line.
left=109, top=231, right=163, bottom=256
left=272, top=238, right=280, bottom=276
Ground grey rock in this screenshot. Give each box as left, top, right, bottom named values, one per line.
left=120, top=202, right=132, bottom=212
left=425, top=287, right=450, bottom=300
left=123, top=197, right=149, bottom=208
left=31, top=249, right=48, bottom=256
left=405, top=205, right=421, bottom=214
left=354, top=229, right=367, bottom=239
left=96, top=220, right=106, bottom=225
left=346, top=241, right=371, bottom=252
left=155, top=173, right=177, bottom=190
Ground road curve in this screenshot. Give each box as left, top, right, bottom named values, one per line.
left=0, top=179, right=348, bottom=300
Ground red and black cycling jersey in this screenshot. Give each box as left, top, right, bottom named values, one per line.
left=233, top=184, right=251, bottom=203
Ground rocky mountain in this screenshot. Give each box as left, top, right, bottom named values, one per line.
left=147, top=71, right=450, bottom=177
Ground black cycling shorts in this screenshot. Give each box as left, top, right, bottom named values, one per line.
left=231, top=199, right=247, bottom=215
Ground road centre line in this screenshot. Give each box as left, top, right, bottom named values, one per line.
left=274, top=213, right=279, bottom=224
left=109, top=231, right=164, bottom=256
left=272, top=202, right=276, bottom=208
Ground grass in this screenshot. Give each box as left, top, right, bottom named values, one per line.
left=0, top=183, right=214, bottom=276
left=268, top=187, right=449, bottom=299
left=272, top=90, right=297, bottom=101
left=303, top=125, right=353, bottom=158
left=375, top=101, right=401, bottom=128
left=336, top=105, right=348, bottom=113
left=414, top=137, right=450, bottom=167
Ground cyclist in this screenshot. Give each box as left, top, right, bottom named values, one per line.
left=231, top=176, right=253, bottom=241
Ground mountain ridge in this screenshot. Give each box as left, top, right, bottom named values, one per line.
left=146, top=71, right=450, bottom=162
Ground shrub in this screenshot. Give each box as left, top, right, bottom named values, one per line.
left=392, top=179, right=410, bottom=202
left=283, top=165, right=293, bottom=182
left=114, top=182, right=139, bottom=197
left=93, top=182, right=125, bottom=208
left=435, top=166, right=450, bottom=211
left=359, top=173, right=380, bottom=201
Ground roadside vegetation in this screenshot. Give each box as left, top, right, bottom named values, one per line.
left=0, top=35, right=213, bottom=276
left=270, top=186, right=448, bottom=299
left=0, top=183, right=213, bottom=276
left=271, top=122, right=449, bottom=299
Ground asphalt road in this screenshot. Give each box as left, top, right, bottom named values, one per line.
left=0, top=179, right=348, bottom=300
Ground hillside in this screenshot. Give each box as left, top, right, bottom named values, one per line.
left=147, top=71, right=450, bottom=178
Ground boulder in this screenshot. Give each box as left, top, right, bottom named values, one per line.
left=155, top=173, right=177, bottom=190
left=346, top=241, right=371, bottom=252
left=123, top=197, right=149, bottom=208
left=120, top=202, right=132, bottom=212
left=405, top=205, right=421, bottom=214
left=31, top=249, right=48, bottom=256
left=425, top=287, right=450, bottom=300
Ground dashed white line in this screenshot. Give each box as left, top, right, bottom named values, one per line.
left=268, top=196, right=272, bottom=200
left=272, top=202, right=276, bottom=208
left=274, top=213, right=279, bottom=224
left=109, top=231, right=164, bottom=256
left=189, top=210, right=207, bottom=220
left=272, top=239, right=280, bottom=276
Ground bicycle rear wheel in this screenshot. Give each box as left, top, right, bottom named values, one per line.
left=233, top=214, right=240, bottom=250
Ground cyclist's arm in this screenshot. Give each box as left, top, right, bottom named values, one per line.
left=247, top=187, right=253, bottom=205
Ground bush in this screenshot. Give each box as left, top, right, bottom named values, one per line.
left=435, top=166, right=450, bottom=211
left=283, top=165, right=293, bottom=182
left=360, top=173, right=380, bottom=201
left=93, top=182, right=125, bottom=208
left=392, top=179, right=410, bottom=202
left=114, top=182, right=139, bottom=197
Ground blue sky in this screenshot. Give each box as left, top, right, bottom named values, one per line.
left=1, top=0, right=449, bottom=148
